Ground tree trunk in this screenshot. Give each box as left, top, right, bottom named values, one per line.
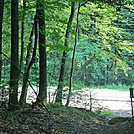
left=36, top=0, right=47, bottom=104
left=66, top=3, right=80, bottom=107
left=114, top=48, right=117, bottom=84
left=9, top=0, right=19, bottom=110
left=19, top=14, right=37, bottom=106
left=84, top=56, right=88, bottom=86
left=0, top=0, right=4, bottom=105
left=55, top=2, right=75, bottom=104
left=19, top=0, right=26, bottom=71
left=0, top=0, right=4, bottom=80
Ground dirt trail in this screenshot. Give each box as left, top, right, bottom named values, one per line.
left=90, top=89, right=132, bottom=117
left=23, top=87, right=132, bottom=117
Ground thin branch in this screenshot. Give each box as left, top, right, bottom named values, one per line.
left=80, top=1, right=89, bottom=7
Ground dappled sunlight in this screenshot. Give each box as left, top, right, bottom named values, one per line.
left=22, top=87, right=132, bottom=117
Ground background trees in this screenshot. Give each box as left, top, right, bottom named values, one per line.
left=0, top=0, right=133, bottom=109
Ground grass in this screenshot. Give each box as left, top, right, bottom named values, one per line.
left=74, top=83, right=132, bottom=91
left=90, top=83, right=131, bottom=91
left=69, top=82, right=132, bottom=91
left=48, top=103, right=112, bottom=121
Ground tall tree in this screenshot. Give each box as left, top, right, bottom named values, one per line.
left=20, top=0, right=26, bottom=71
left=66, top=3, right=81, bottom=106
left=9, top=0, right=19, bottom=110
left=19, top=15, right=37, bottom=106
left=55, top=2, right=75, bottom=103
left=36, top=0, right=47, bottom=104
left=0, top=0, right=4, bottom=83
left=0, top=0, right=4, bottom=105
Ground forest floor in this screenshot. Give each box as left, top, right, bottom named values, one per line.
left=0, top=104, right=134, bottom=134
left=0, top=106, right=110, bottom=134
left=0, top=87, right=134, bottom=133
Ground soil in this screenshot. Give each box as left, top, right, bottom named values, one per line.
left=104, top=117, right=134, bottom=134
left=0, top=106, right=134, bottom=134
left=1, top=88, right=133, bottom=133
left=0, top=106, right=109, bottom=134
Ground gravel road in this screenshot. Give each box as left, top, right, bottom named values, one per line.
left=23, top=87, right=132, bottom=117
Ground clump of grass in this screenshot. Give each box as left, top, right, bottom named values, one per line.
left=48, top=103, right=67, bottom=115
left=48, top=103, right=112, bottom=123
left=96, top=107, right=115, bottom=118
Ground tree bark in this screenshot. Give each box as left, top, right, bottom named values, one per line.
left=106, top=60, right=113, bottom=84
left=114, top=48, right=117, bottom=84
left=55, top=2, right=75, bottom=103
left=0, top=0, right=4, bottom=81
left=20, top=0, right=26, bottom=71
left=66, top=3, right=81, bottom=106
left=9, top=0, right=19, bottom=110
left=36, top=0, right=47, bottom=104
left=0, top=0, right=4, bottom=105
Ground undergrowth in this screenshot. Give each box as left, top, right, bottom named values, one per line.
left=48, top=103, right=114, bottom=122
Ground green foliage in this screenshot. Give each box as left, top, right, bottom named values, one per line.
left=96, top=107, right=115, bottom=117
left=89, top=83, right=130, bottom=91
left=48, top=103, right=111, bottom=123
left=1, top=0, right=133, bottom=109
left=48, top=102, right=66, bottom=114
left=71, top=79, right=85, bottom=90
left=2, top=0, right=133, bottom=88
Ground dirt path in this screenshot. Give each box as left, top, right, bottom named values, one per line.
left=89, top=89, right=132, bottom=117
left=67, top=89, right=132, bottom=117
left=23, top=87, right=132, bottom=117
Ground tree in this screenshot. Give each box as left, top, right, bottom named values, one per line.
left=0, top=0, right=4, bottom=83
left=55, top=2, right=75, bottom=103
left=9, top=0, right=19, bottom=110
left=19, top=15, right=38, bottom=106
left=66, top=3, right=81, bottom=106
left=0, top=0, right=133, bottom=109
left=36, top=0, right=47, bottom=104
left=19, top=0, right=26, bottom=71
left=0, top=0, right=4, bottom=106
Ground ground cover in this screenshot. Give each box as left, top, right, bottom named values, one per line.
left=0, top=104, right=111, bottom=134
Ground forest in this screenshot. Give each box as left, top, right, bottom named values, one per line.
left=0, top=0, right=134, bottom=133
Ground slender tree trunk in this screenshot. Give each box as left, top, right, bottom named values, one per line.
left=66, top=3, right=80, bottom=107
left=114, top=48, right=117, bottom=84
left=55, top=2, right=75, bottom=104
left=106, top=62, right=109, bottom=84
left=25, top=15, right=37, bottom=67
left=9, top=0, right=19, bottom=110
left=106, top=60, right=113, bottom=84
left=20, top=0, right=26, bottom=71
left=84, top=56, right=88, bottom=86
left=19, top=14, right=37, bottom=106
left=36, top=0, right=47, bottom=104
left=0, top=0, right=4, bottom=105
left=0, top=0, right=4, bottom=81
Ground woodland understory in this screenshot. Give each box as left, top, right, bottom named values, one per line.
left=0, top=105, right=134, bottom=134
